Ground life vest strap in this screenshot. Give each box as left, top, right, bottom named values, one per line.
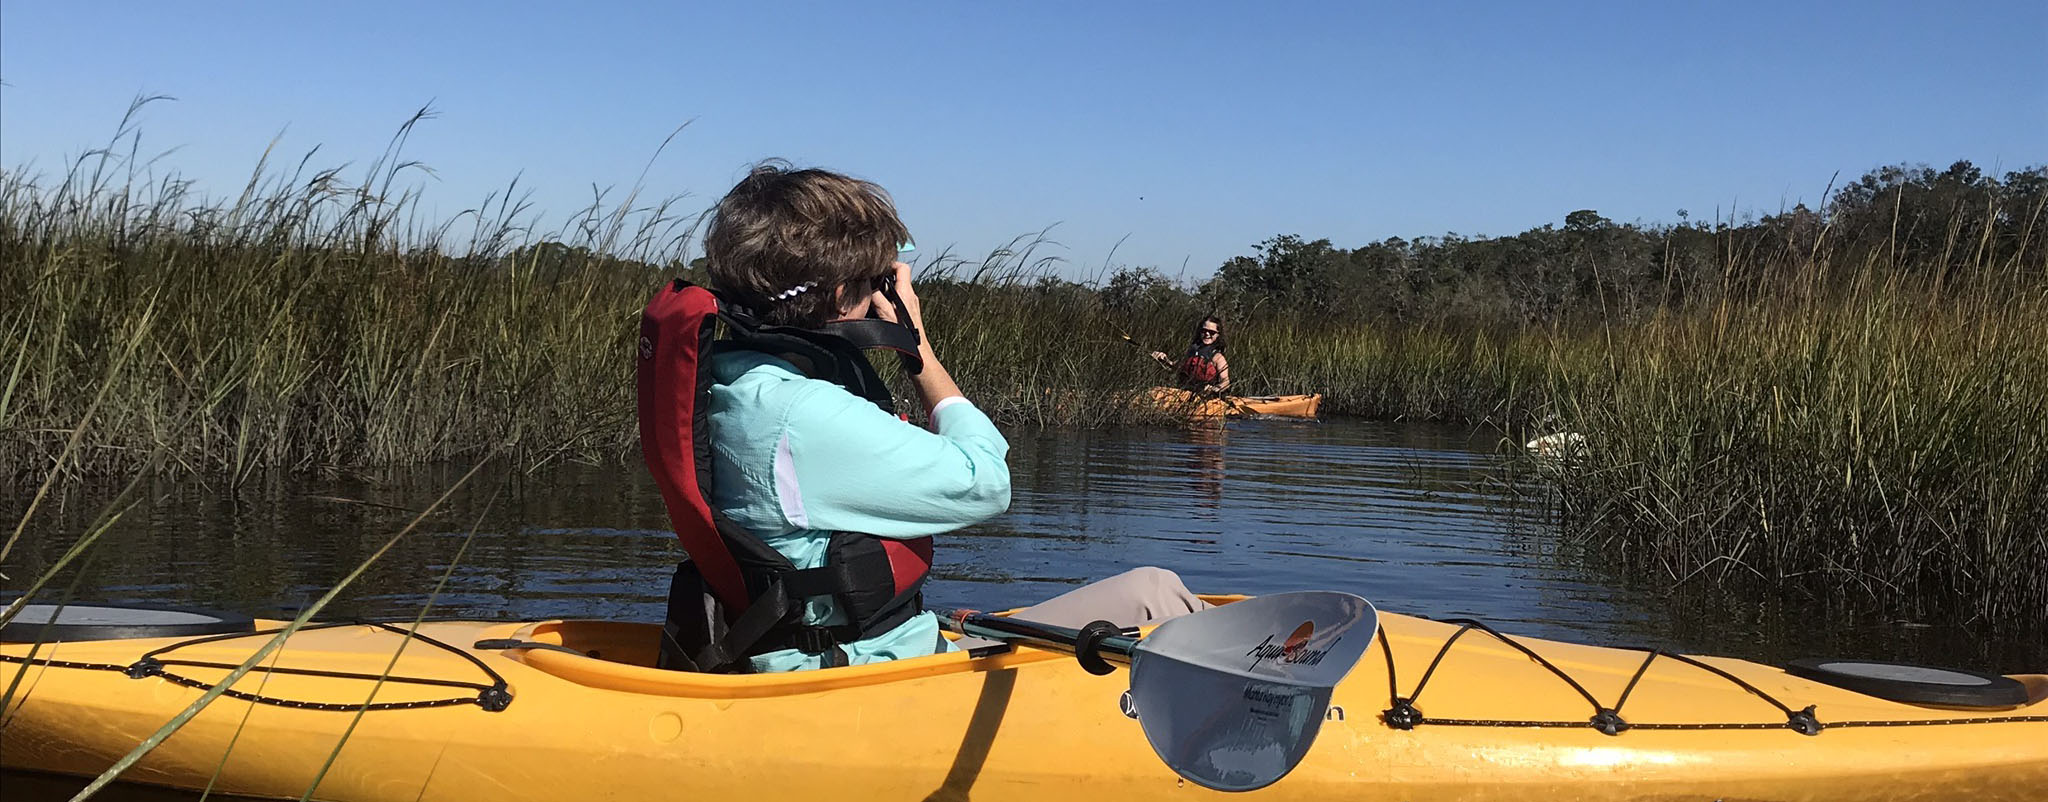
left=778, top=564, right=860, bottom=600
left=703, top=584, right=921, bottom=669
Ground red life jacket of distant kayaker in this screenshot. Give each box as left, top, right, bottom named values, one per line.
left=1177, top=343, right=1222, bottom=387
left=637, top=278, right=933, bottom=673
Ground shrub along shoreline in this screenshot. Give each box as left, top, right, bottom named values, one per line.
left=5, top=139, right=2043, bottom=633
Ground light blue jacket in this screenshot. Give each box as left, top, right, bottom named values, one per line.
left=704, top=350, right=1012, bottom=672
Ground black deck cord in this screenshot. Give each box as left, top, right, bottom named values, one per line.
left=0, top=653, right=132, bottom=673
left=1609, top=650, right=1663, bottom=714
left=9, top=621, right=514, bottom=713
left=1380, top=620, right=1624, bottom=732
left=1383, top=618, right=1805, bottom=734
left=1375, top=619, right=2048, bottom=735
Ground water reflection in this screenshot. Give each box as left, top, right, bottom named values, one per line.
left=5, top=419, right=2039, bottom=673
left=951, top=421, right=1641, bottom=644
left=1186, top=422, right=1226, bottom=515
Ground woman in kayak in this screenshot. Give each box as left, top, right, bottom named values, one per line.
left=1151, top=317, right=1230, bottom=394
left=693, top=162, right=1207, bottom=671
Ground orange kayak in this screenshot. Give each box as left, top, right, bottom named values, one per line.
left=1136, top=387, right=1323, bottom=419
left=5, top=596, right=2044, bottom=801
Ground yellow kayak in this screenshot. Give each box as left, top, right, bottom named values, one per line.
left=4, top=597, right=2044, bottom=801
left=1137, top=387, right=1323, bottom=419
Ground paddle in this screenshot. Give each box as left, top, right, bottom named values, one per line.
left=941, top=591, right=1377, bottom=792
left=1115, top=331, right=1172, bottom=371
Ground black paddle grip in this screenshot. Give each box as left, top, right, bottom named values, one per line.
left=1074, top=620, right=1121, bottom=676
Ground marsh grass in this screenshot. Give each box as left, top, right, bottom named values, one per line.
left=2, top=112, right=1567, bottom=479
left=1543, top=196, right=2048, bottom=627
left=3, top=102, right=673, bottom=481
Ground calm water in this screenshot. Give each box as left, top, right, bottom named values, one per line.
left=7, top=419, right=2040, bottom=671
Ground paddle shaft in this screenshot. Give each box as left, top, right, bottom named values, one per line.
left=940, top=609, right=1139, bottom=675
left=1118, top=332, right=1183, bottom=366
left=1118, top=332, right=1168, bottom=367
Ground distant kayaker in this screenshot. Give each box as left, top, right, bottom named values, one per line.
left=651, top=162, right=1208, bottom=672
left=1150, top=317, right=1231, bottom=394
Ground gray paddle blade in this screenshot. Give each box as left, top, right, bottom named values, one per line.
left=0, top=602, right=253, bottom=642
left=1127, top=591, right=1376, bottom=792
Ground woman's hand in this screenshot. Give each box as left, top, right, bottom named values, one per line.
left=866, top=260, right=963, bottom=416
left=866, top=261, right=927, bottom=335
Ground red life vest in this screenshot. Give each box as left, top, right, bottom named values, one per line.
left=1178, top=343, right=1222, bottom=386
left=637, top=279, right=933, bottom=672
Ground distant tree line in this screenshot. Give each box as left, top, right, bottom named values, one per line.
left=1101, top=161, right=2047, bottom=326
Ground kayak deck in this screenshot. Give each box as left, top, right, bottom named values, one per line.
left=4, top=599, right=2045, bottom=801
left=1135, top=387, right=1323, bottom=419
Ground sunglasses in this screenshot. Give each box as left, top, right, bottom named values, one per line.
left=1199, top=329, right=1220, bottom=336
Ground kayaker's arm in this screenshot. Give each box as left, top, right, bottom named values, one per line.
left=779, top=380, right=1012, bottom=538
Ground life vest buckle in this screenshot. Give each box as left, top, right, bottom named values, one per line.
left=786, top=626, right=842, bottom=655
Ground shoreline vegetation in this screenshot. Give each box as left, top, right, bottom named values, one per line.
left=5, top=111, right=2044, bottom=634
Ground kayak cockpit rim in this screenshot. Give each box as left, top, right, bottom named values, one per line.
left=495, top=595, right=1254, bottom=700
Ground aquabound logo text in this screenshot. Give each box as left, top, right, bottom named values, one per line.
left=1246, top=621, right=1337, bottom=670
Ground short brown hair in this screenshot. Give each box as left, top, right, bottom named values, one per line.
left=704, top=161, right=910, bottom=327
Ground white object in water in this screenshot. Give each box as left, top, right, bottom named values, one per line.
left=1525, top=431, right=1587, bottom=460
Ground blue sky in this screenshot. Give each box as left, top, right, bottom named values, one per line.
left=3, top=2, right=2042, bottom=280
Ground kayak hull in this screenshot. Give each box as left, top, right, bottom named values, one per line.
left=4, top=601, right=2045, bottom=801
left=1137, top=387, right=1323, bottom=419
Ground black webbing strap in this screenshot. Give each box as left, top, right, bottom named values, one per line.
left=698, top=581, right=797, bottom=671
left=764, top=566, right=925, bottom=650
left=780, top=564, right=859, bottom=600
left=855, top=588, right=926, bottom=633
